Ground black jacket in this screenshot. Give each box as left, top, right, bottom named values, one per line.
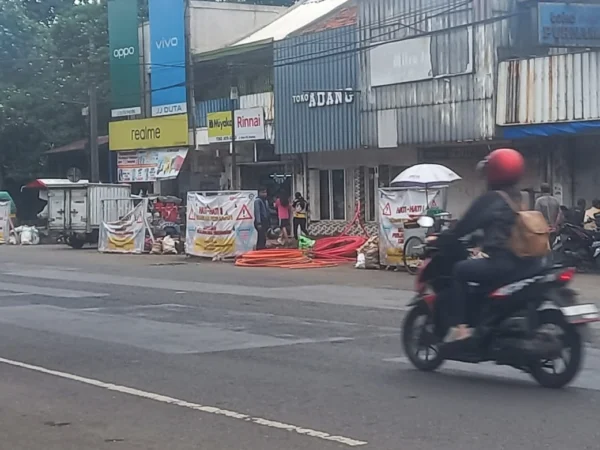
left=441, top=190, right=518, bottom=254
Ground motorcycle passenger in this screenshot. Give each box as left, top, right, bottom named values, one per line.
left=438, top=148, right=543, bottom=343
left=584, top=199, right=600, bottom=231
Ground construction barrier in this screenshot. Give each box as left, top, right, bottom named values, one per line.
left=186, top=191, right=258, bottom=259
left=98, top=199, right=149, bottom=254
left=378, top=188, right=442, bottom=267
left=0, top=201, right=10, bottom=244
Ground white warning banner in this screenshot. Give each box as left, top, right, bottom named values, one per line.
left=186, top=191, right=258, bottom=258
left=378, top=189, right=441, bottom=266
left=0, top=201, right=10, bottom=244
left=98, top=201, right=147, bottom=254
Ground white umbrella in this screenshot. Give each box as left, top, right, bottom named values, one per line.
left=391, top=164, right=461, bottom=188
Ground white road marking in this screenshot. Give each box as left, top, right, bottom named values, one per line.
left=0, top=356, right=367, bottom=447
left=0, top=282, right=107, bottom=298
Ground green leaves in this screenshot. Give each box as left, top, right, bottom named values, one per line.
left=0, top=0, right=110, bottom=186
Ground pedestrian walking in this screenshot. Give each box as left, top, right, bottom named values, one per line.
left=275, top=190, right=292, bottom=244
left=292, top=192, right=309, bottom=239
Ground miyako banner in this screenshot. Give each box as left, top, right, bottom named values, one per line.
left=149, top=0, right=187, bottom=117
left=186, top=191, right=258, bottom=258
left=378, top=189, right=441, bottom=266
left=108, top=0, right=141, bottom=118
left=99, top=201, right=147, bottom=254
left=0, top=201, right=11, bottom=244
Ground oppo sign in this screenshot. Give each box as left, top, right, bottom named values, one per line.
left=113, top=47, right=135, bottom=59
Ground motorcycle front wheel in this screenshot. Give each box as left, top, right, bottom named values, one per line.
left=402, top=303, right=445, bottom=371
left=529, top=310, right=583, bottom=389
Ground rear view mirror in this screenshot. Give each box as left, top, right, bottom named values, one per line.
left=417, top=216, right=435, bottom=228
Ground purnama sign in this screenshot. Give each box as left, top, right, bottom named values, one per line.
left=235, top=107, right=265, bottom=141
left=108, top=0, right=141, bottom=118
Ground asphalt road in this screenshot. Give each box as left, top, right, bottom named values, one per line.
left=1, top=245, right=600, bottom=449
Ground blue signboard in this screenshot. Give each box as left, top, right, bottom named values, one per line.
left=149, top=0, right=187, bottom=117
left=538, top=2, right=600, bottom=48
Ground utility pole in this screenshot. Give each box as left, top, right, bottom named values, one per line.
left=230, top=85, right=238, bottom=190
left=89, top=85, right=100, bottom=183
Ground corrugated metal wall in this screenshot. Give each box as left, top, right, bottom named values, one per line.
left=496, top=52, right=600, bottom=125
left=274, top=25, right=360, bottom=154
left=359, top=0, right=515, bottom=146
left=194, top=98, right=229, bottom=128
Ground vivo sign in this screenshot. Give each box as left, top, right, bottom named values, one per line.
left=149, top=0, right=187, bottom=117
left=156, top=37, right=179, bottom=49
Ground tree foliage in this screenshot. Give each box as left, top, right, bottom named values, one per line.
left=0, top=0, right=110, bottom=188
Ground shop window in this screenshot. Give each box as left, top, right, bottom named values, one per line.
left=319, top=169, right=346, bottom=220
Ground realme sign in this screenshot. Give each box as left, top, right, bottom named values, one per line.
left=109, top=114, right=189, bottom=151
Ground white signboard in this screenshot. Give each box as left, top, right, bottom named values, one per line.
left=369, top=28, right=473, bottom=87
left=378, top=188, right=441, bottom=266
left=234, top=107, right=265, bottom=141
left=98, top=201, right=147, bottom=254
left=0, top=201, right=10, bottom=244
left=186, top=191, right=258, bottom=259
left=370, top=36, right=433, bottom=87
left=117, top=148, right=188, bottom=183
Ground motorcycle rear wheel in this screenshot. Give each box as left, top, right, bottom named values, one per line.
left=529, top=310, right=583, bottom=389
left=402, top=303, right=445, bottom=371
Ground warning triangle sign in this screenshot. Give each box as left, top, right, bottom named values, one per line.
left=236, top=204, right=253, bottom=221
left=383, top=203, right=392, bottom=216
left=188, top=206, right=195, bottom=220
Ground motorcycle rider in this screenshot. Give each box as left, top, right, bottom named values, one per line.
left=437, top=148, right=541, bottom=342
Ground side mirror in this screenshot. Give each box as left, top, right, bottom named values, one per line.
left=417, top=216, right=435, bottom=228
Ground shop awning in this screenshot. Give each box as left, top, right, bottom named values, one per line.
left=25, top=179, right=90, bottom=189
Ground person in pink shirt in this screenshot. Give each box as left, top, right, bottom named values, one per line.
left=274, top=190, right=292, bottom=243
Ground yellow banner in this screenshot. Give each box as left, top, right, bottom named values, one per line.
left=207, top=111, right=232, bottom=143
left=109, top=114, right=189, bottom=151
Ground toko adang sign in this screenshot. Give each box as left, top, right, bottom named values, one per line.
left=292, top=89, right=355, bottom=108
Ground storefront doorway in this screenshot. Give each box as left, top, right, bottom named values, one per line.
left=240, top=163, right=293, bottom=199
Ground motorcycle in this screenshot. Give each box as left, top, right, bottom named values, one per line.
left=401, top=215, right=600, bottom=388
left=552, top=222, right=600, bottom=271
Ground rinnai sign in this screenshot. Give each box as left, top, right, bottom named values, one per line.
left=235, top=107, right=265, bottom=141
left=292, top=89, right=355, bottom=108
left=538, top=3, right=600, bottom=48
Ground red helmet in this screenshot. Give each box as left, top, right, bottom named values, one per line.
left=477, top=148, right=525, bottom=186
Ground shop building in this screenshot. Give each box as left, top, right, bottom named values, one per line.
left=356, top=0, right=540, bottom=216
left=495, top=1, right=600, bottom=206
left=189, top=0, right=351, bottom=201
left=274, top=12, right=376, bottom=235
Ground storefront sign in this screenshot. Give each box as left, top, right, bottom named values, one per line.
left=378, top=188, right=441, bottom=267
left=369, top=29, right=473, bottom=86
left=185, top=191, right=258, bottom=258
left=108, top=0, right=141, bottom=118
left=109, top=114, right=189, bottom=151
left=149, top=0, right=187, bottom=116
left=538, top=3, right=600, bottom=48
left=117, top=148, right=188, bottom=182
left=292, top=90, right=355, bottom=108
left=207, top=108, right=265, bottom=143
